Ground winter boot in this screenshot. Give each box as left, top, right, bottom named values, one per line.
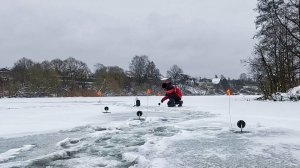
left=178, top=101, right=183, bottom=107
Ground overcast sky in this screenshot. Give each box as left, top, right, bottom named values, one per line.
left=0, top=0, right=257, bottom=78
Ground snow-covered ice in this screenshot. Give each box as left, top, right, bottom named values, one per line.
left=0, top=145, right=35, bottom=163
left=0, top=96, right=300, bottom=167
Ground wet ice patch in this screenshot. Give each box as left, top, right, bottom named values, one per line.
left=158, top=128, right=300, bottom=167
left=122, top=152, right=150, bottom=168
left=60, top=125, right=95, bottom=133
left=144, top=117, right=165, bottom=123
left=92, top=127, right=107, bottom=132
left=151, top=126, right=179, bottom=137
left=122, top=152, right=139, bottom=162
left=50, top=155, right=121, bottom=168
left=246, top=127, right=300, bottom=162
left=56, top=138, right=81, bottom=149
left=150, top=158, right=169, bottom=168
left=0, top=145, right=35, bottom=163
left=28, top=143, right=88, bottom=167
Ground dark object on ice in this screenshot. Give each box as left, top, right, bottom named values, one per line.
left=158, top=103, right=161, bottom=106
left=135, top=99, right=140, bottom=107
left=237, top=120, right=246, bottom=133
left=167, top=99, right=183, bottom=107
left=137, top=111, right=143, bottom=120
left=237, top=120, right=246, bottom=128
left=103, top=106, right=110, bottom=113
left=137, top=111, right=143, bottom=117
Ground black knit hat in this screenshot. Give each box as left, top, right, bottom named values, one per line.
left=162, top=83, right=167, bottom=89
left=162, top=81, right=172, bottom=89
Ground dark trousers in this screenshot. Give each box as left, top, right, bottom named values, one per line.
left=167, top=93, right=183, bottom=107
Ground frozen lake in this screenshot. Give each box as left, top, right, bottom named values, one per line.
left=0, top=96, right=300, bottom=167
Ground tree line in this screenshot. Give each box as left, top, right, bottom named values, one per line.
left=0, top=55, right=257, bottom=97
left=247, top=0, right=300, bottom=99
left=0, top=56, right=186, bottom=97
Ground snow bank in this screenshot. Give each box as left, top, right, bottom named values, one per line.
left=272, top=85, right=300, bottom=101
left=288, top=86, right=300, bottom=97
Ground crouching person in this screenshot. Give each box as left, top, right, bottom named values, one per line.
left=161, top=81, right=183, bottom=107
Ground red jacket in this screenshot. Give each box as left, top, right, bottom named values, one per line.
left=161, top=85, right=182, bottom=102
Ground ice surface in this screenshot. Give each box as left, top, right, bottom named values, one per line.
left=0, top=145, right=35, bottom=163
left=0, top=96, right=300, bottom=167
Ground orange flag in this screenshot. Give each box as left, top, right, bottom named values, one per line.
left=226, top=88, right=231, bottom=96
left=146, top=89, right=151, bottom=94
left=97, top=90, right=102, bottom=96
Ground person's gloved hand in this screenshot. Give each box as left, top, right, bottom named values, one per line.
left=160, top=99, right=164, bottom=103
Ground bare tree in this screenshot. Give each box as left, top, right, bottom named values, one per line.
left=94, top=64, right=129, bottom=95
left=248, top=0, right=300, bottom=99
left=129, top=55, right=149, bottom=84
left=63, top=57, right=91, bottom=90
left=145, top=61, right=161, bottom=84
left=166, top=65, right=183, bottom=85
left=239, top=73, right=248, bottom=81
left=11, top=57, right=34, bottom=83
